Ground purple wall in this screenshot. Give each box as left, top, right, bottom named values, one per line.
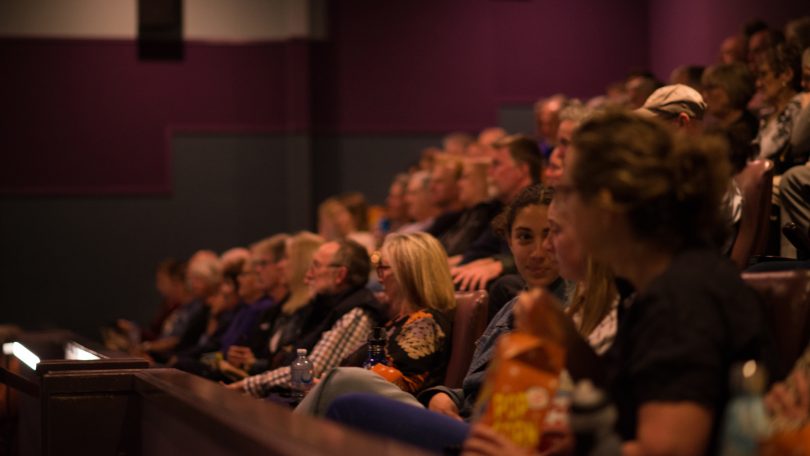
left=0, top=39, right=301, bottom=194
left=649, top=0, right=809, bottom=80
left=3, top=1, right=806, bottom=194
left=328, top=0, right=650, bottom=133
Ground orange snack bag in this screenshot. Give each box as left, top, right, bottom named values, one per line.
left=475, top=288, right=567, bottom=449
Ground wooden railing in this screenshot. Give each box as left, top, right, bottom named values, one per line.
left=2, top=330, right=433, bottom=456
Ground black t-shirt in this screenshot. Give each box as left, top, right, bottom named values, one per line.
left=605, top=249, right=767, bottom=454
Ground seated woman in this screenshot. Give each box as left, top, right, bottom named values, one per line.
left=295, top=232, right=455, bottom=413
left=321, top=185, right=616, bottom=452
left=544, top=198, right=618, bottom=356
left=752, top=43, right=805, bottom=173
left=465, top=111, right=769, bottom=456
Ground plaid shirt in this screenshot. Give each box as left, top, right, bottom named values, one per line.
left=244, top=307, right=374, bottom=397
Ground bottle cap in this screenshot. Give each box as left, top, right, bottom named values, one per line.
left=571, top=379, right=609, bottom=413
left=730, top=359, right=767, bottom=394
left=297, top=348, right=307, bottom=356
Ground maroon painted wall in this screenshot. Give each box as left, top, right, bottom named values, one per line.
left=2, top=1, right=806, bottom=194
left=0, top=39, right=299, bottom=194
left=649, top=0, right=809, bottom=80
left=326, top=0, right=650, bottom=133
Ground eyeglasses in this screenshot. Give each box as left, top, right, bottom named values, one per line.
left=309, top=260, right=344, bottom=271
left=371, top=251, right=392, bottom=277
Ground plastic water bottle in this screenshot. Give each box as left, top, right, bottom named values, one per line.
left=363, top=326, right=388, bottom=369
left=720, top=360, right=771, bottom=456
left=569, top=379, right=622, bottom=456
left=290, top=348, right=314, bottom=400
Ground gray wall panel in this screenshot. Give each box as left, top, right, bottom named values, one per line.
left=0, top=133, right=445, bottom=339
left=0, top=134, right=302, bottom=338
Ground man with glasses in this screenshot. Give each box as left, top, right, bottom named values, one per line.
left=227, top=239, right=385, bottom=398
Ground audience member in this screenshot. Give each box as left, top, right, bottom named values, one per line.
left=669, top=64, right=705, bottom=91
left=322, top=185, right=615, bottom=453
left=719, top=34, right=748, bottom=64
left=223, top=232, right=322, bottom=377
left=476, top=127, right=507, bottom=158
left=553, top=110, right=767, bottom=454
left=136, top=250, right=221, bottom=361
left=318, top=197, right=376, bottom=253
left=753, top=43, right=805, bottom=173
left=226, top=239, right=385, bottom=396
left=295, top=232, right=455, bottom=414
left=110, top=258, right=190, bottom=349
left=543, top=198, right=618, bottom=355
left=434, top=159, right=499, bottom=258
left=543, top=102, right=592, bottom=187
left=534, top=94, right=567, bottom=158
left=785, top=16, right=810, bottom=52
left=625, top=71, right=660, bottom=109
left=398, top=171, right=440, bottom=234
left=443, top=132, right=474, bottom=156
left=376, top=173, right=411, bottom=243
left=169, top=258, right=245, bottom=376
left=701, top=62, right=759, bottom=173
left=452, top=135, right=542, bottom=291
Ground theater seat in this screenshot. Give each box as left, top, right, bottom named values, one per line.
left=742, top=269, right=810, bottom=381
left=444, top=291, right=489, bottom=388
left=731, top=159, right=774, bottom=269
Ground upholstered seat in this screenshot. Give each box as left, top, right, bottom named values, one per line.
left=742, top=269, right=810, bottom=381
left=443, top=291, right=489, bottom=388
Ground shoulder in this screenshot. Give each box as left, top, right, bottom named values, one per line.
left=403, top=309, right=448, bottom=334
left=629, top=249, right=762, bottom=346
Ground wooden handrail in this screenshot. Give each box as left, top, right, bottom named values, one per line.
left=134, top=368, right=434, bottom=456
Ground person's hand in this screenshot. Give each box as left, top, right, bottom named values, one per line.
left=448, top=255, right=463, bottom=267
left=765, top=371, right=810, bottom=423
left=427, top=392, right=462, bottom=421
left=218, top=359, right=248, bottom=381
left=452, top=258, right=503, bottom=291
left=462, top=423, right=533, bottom=456
left=223, top=378, right=247, bottom=391
left=116, top=319, right=137, bottom=333
left=226, top=345, right=256, bottom=371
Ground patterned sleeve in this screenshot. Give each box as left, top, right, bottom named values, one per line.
left=244, top=307, right=373, bottom=397
left=371, top=309, right=448, bottom=394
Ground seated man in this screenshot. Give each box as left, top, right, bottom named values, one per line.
left=225, top=239, right=385, bottom=397
left=451, top=134, right=543, bottom=291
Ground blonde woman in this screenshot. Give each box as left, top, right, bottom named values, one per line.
left=296, top=232, right=455, bottom=414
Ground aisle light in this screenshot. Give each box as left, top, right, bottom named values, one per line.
left=65, top=341, right=100, bottom=361
left=10, top=342, right=40, bottom=370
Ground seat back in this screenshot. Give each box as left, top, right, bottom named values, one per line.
left=444, top=291, right=489, bottom=388
left=742, top=269, right=810, bottom=381
left=731, top=159, right=774, bottom=269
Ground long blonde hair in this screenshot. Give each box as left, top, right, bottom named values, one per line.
left=566, top=259, right=617, bottom=337
left=282, top=231, right=324, bottom=314
left=380, top=232, right=456, bottom=313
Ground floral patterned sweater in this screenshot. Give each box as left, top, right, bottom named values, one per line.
left=370, top=308, right=452, bottom=394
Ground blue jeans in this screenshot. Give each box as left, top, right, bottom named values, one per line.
left=326, top=393, right=471, bottom=454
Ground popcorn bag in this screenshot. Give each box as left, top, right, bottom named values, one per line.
left=476, top=331, right=567, bottom=449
